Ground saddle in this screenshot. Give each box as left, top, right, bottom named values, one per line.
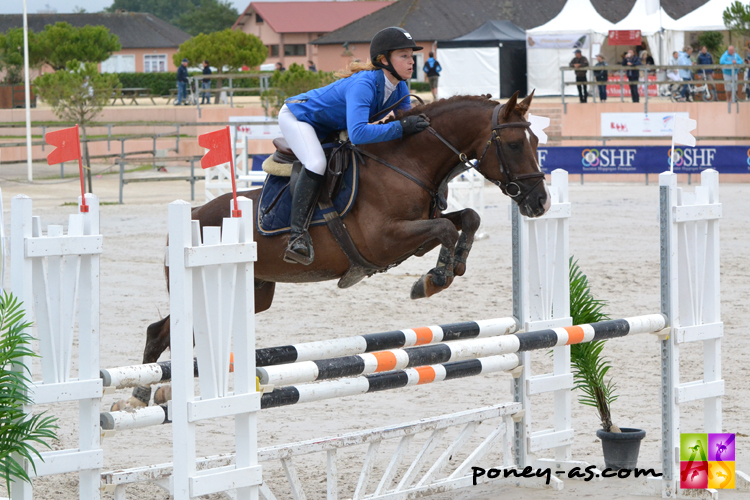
left=266, top=135, right=359, bottom=202
left=264, top=135, right=380, bottom=288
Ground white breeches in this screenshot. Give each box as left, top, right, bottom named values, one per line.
left=278, top=105, right=327, bottom=175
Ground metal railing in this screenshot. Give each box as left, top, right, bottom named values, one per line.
left=560, top=63, right=750, bottom=114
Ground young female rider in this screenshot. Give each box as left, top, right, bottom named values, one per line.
left=278, top=27, right=431, bottom=265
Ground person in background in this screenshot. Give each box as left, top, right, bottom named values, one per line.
left=593, top=54, right=608, bottom=102
left=720, top=45, right=743, bottom=101
left=275, top=62, right=286, bottom=72
left=678, top=47, right=694, bottom=101
left=201, top=60, right=212, bottom=105
left=307, top=60, right=317, bottom=72
left=422, top=52, right=442, bottom=101
left=696, top=46, right=716, bottom=99
left=570, top=49, right=589, bottom=103
left=175, top=58, right=189, bottom=106
left=622, top=49, right=641, bottom=103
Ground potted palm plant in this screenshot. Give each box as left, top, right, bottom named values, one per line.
left=569, top=258, right=645, bottom=470
left=0, top=292, right=58, bottom=493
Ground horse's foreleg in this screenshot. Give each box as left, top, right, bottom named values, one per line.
left=387, top=218, right=459, bottom=299
left=441, top=209, right=481, bottom=276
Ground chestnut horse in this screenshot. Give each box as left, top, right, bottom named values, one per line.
left=129, top=91, right=550, bottom=407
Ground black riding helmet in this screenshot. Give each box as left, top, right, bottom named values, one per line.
left=370, top=27, right=423, bottom=81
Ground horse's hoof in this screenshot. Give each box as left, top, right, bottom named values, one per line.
left=110, top=399, right=130, bottom=411
left=154, top=385, right=172, bottom=405
left=411, top=276, right=428, bottom=299
left=429, top=270, right=448, bottom=287
left=127, top=396, right=148, bottom=409
left=453, top=262, right=467, bottom=276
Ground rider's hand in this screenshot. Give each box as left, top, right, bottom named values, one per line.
left=400, top=115, right=430, bottom=136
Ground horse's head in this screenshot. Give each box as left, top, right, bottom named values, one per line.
left=475, top=90, right=550, bottom=218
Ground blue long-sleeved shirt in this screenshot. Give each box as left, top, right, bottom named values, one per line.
left=677, top=52, right=693, bottom=79
left=719, top=51, right=743, bottom=77
left=285, top=70, right=410, bottom=145
left=177, top=65, right=189, bottom=83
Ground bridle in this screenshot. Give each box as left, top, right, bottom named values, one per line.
left=356, top=100, right=546, bottom=213
left=428, top=102, right=546, bottom=202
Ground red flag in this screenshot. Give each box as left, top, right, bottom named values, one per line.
left=199, top=126, right=241, bottom=217
left=46, top=126, right=80, bottom=165
left=198, top=127, right=232, bottom=169
left=46, top=125, right=88, bottom=212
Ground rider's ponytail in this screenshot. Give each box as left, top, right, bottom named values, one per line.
left=336, top=54, right=386, bottom=79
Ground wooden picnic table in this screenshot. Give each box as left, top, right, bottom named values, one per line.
left=113, top=88, right=157, bottom=105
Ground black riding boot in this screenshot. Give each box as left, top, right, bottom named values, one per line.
left=284, top=168, right=324, bottom=265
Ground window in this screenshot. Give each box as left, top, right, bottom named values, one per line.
left=144, top=54, right=167, bottom=73
left=256, top=13, right=263, bottom=23
left=269, top=45, right=279, bottom=57
left=284, top=44, right=306, bottom=56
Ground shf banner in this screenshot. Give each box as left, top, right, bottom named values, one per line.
left=537, top=146, right=750, bottom=174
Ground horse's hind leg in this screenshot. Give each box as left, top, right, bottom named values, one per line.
left=411, top=209, right=480, bottom=299
left=119, top=281, right=276, bottom=410
left=113, top=316, right=171, bottom=410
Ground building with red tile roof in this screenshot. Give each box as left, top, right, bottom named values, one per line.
left=233, top=1, right=393, bottom=70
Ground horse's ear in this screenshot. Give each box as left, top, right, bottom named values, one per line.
left=502, top=91, right=520, bottom=119
left=517, top=89, right=535, bottom=116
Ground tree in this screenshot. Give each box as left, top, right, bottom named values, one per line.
left=174, top=29, right=266, bottom=102
left=175, top=0, right=240, bottom=36
left=0, top=28, right=44, bottom=84
left=106, top=0, right=200, bottom=24
left=34, top=62, right=120, bottom=193
left=697, top=31, right=726, bottom=62
left=723, top=1, right=750, bottom=38
left=36, top=22, right=121, bottom=71
left=264, top=63, right=335, bottom=115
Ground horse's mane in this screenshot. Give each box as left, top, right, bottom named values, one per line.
left=385, top=94, right=516, bottom=123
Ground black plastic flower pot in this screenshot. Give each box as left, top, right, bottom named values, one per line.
left=596, top=427, right=646, bottom=471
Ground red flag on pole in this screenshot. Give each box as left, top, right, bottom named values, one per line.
left=45, top=126, right=80, bottom=165
left=45, top=125, right=88, bottom=212
left=199, top=126, right=241, bottom=217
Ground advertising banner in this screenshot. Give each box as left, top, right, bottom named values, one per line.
left=605, top=74, right=659, bottom=98
left=608, top=30, right=642, bottom=46
left=601, top=112, right=689, bottom=137
left=537, top=146, right=750, bottom=175
left=526, top=34, right=589, bottom=50
left=229, top=116, right=282, bottom=140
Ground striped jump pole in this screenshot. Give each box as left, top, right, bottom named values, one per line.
left=100, top=317, right=518, bottom=389
left=255, top=317, right=518, bottom=367
left=258, top=314, right=668, bottom=387
left=100, top=354, right=521, bottom=431
left=100, top=314, right=667, bottom=431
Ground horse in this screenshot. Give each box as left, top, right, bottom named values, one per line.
left=124, top=91, right=550, bottom=408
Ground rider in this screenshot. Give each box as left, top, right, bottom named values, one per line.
left=278, top=27, right=430, bottom=265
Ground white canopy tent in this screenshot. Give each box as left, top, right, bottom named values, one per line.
left=613, top=0, right=684, bottom=66
left=677, top=0, right=734, bottom=32
left=526, top=0, right=614, bottom=96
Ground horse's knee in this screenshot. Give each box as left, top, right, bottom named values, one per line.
left=461, top=209, right=481, bottom=234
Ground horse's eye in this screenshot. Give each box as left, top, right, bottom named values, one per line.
left=508, top=142, right=522, bottom=150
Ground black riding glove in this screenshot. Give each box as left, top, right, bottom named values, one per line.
left=400, top=115, right=430, bottom=136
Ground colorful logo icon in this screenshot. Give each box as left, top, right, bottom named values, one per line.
left=746, top=148, right=750, bottom=166
left=681, top=433, right=736, bottom=489
left=582, top=148, right=600, bottom=167
left=668, top=148, right=684, bottom=167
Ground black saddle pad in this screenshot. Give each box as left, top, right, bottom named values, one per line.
left=256, top=156, right=359, bottom=236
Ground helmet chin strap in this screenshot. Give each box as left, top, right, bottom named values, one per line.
left=375, top=56, right=405, bottom=82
